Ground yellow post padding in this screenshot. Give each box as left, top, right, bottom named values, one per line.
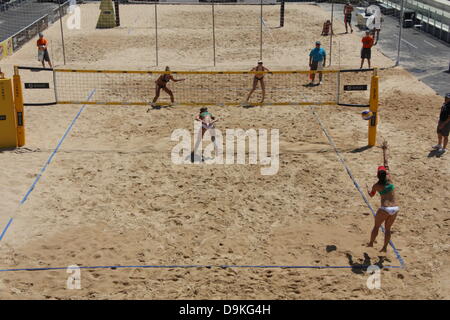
left=0, top=78, right=18, bottom=149
left=368, top=69, right=379, bottom=147
left=13, top=71, right=25, bottom=147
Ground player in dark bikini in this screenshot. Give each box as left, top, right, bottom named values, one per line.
left=246, top=61, right=269, bottom=104
left=366, top=141, right=399, bottom=253
left=152, top=66, right=185, bottom=106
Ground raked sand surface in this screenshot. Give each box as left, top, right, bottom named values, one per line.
left=0, top=3, right=448, bottom=299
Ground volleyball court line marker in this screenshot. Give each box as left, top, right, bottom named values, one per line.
left=0, top=92, right=403, bottom=271
left=0, top=264, right=402, bottom=273
left=0, top=90, right=96, bottom=242
left=309, top=106, right=405, bottom=268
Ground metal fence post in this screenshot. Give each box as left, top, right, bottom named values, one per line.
left=58, top=0, right=66, bottom=65
left=212, top=1, right=216, bottom=67
left=155, top=2, right=158, bottom=66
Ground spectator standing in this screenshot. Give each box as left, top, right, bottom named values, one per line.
left=360, top=31, right=374, bottom=69
left=343, top=2, right=354, bottom=34
left=308, top=41, right=326, bottom=86
left=37, top=32, right=52, bottom=68
left=432, top=93, right=450, bottom=154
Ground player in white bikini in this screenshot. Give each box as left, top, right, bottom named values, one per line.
left=193, top=107, right=219, bottom=161
left=367, top=141, right=399, bottom=253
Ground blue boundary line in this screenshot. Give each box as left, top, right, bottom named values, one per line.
left=0, top=264, right=403, bottom=272
left=310, top=106, right=405, bottom=268
left=0, top=90, right=96, bottom=242
left=0, top=95, right=403, bottom=272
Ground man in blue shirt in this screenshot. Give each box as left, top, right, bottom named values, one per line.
left=309, top=41, right=326, bottom=85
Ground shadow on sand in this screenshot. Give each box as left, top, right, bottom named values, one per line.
left=346, top=252, right=391, bottom=274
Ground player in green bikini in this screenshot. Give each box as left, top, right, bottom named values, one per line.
left=366, top=140, right=399, bottom=252
left=195, top=107, right=218, bottom=139
left=193, top=107, right=219, bottom=161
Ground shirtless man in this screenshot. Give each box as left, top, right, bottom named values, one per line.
left=246, top=61, right=269, bottom=104
left=343, top=2, right=354, bottom=34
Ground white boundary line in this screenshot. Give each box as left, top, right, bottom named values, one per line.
left=392, top=34, right=418, bottom=49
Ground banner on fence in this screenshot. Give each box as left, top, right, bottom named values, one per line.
left=0, top=38, right=13, bottom=60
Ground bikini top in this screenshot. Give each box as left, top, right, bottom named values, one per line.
left=200, top=111, right=212, bottom=119
left=161, top=74, right=170, bottom=82
left=379, top=183, right=395, bottom=195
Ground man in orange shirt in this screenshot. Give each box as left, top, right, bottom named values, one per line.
left=37, top=33, right=52, bottom=68
left=360, top=31, right=374, bottom=69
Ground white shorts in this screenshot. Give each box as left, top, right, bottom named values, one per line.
left=38, top=50, right=44, bottom=62
left=202, top=123, right=214, bottom=130
left=379, top=206, right=399, bottom=216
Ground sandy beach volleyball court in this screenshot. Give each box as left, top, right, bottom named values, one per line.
left=0, top=3, right=448, bottom=299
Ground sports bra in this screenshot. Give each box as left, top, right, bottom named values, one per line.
left=379, top=183, right=394, bottom=195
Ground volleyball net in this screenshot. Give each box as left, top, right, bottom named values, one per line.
left=16, top=66, right=375, bottom=107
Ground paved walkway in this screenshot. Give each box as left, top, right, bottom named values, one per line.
left=0, top=0, right=58, bottom=42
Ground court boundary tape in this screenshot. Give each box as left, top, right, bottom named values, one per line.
left=0, top=264, right=402, bottom=273
left=0, top=90, right=96, bottom=242
left=0, top=97, right=404, bottom=272
left=309, top=106, right=405, bottom=268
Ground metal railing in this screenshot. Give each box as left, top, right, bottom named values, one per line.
left=377, top=0, right=450, bottom=43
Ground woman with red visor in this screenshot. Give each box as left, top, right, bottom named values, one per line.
left=366, top=141, right=399, bottom=252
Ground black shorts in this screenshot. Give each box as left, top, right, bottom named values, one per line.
left=43, top=49, right=50, bottom=62
left=345, top=14, right=352, bottom=23
left=157, top=82, right=168, bottom=89
left=310, top=61, right=323, bottom=71
left=361, top=47, right=371, bottom=59
left=437, top=121, right=450, bottom=136
left=39, top=49, right=50, bottom=62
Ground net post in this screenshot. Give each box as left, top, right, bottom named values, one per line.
left=13, top=66, right=25, bottom=147
left=155, top=2, right=158, bottom=66
left=114, top=0, right=120, bottom=27
left=329, top=1, right=334, bottom=67
left=260, top=0, right=263, bottom=61
left=212, top=1, right=216, bottom=67
left=53, top=69, right=59, bottom=103
left=395, top=0, right=405, bottom=66
left=0, top=69, right=18, bottom=149
left=368, top=68, right=379, bottom=147
left=58, top=0, right=67, bottom=65
left=279, top=1, right=284, bottom=28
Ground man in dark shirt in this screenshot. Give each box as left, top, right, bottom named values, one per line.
left=433, top=93, right=450, bottom=153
